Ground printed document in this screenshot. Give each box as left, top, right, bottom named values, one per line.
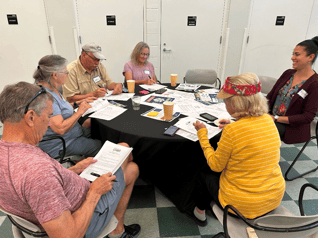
left=80, top=141, right=133, bottom=182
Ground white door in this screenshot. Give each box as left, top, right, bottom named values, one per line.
left=240, top=0, right=315, bottom=78
left=74, top=0, right=144, bottom=84
left=0, top=0, right=52, bottom=92
left=160, top=0, right=227, bottom=83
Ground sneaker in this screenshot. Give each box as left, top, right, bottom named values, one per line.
left=104, top=224, right=141, bottom=238
left=184, top=209, right=208, bottom=227
left=120, top=224, right=141, bottom=238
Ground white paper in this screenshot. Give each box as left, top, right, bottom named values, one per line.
left=139, top=84, right=167, bottom=91
left=89, top=105, right=127, bottom=120
left=80, top=141, right=133, bottom=182
left=176, top=129, right=198, bottom=142
left=82, top=98, right=110, bottom=117
left=174, top=117, right=222, bottom=139
left=175, top=83, right=201, bottom=91
left=104, top=93, right=135, bottom=101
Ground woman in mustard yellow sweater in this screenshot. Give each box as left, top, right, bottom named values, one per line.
left=188, top=73, right=285, bottom=226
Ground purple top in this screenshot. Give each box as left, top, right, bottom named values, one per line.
left=123, top=61, right=155, bottom=81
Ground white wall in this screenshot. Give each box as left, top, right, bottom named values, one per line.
left=224, top=0, right=251, bottom=80
left=2, top=0, right=318, bottom=90
left=44, top=0, right=77, bottom=63
left=145, top=0, right=161, bottom=81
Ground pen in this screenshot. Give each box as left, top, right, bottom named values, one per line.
left=90, top=172, right=118, bottom=182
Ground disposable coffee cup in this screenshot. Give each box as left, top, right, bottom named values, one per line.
left=132, top=96, right=141, bottom=110
left=127, top=80, right=135, bottom=93
left=163, top=101, right=174, bottom=121
left=170, top=74, right=178, bottom=87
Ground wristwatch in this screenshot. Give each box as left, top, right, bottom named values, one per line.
left=274, top=115, right=279, bottom=122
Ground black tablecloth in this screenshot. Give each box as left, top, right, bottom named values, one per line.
left=91, top=84, right=221, bottom=212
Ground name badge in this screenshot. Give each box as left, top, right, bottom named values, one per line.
left=297, top=89, right=308, bottom=99
left=144, top=70, right=150, bottom=75
left=93, top=75, right=101, bottom=83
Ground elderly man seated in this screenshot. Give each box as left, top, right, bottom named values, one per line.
left=0, top=82, right=140, bottom=238
left=63, top=43, right=123, bottom=103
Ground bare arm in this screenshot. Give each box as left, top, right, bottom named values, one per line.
left=41, top=172, right=116, bottom=238
left=107, top=82, right=123, bottom=95
left=124, top=72, right=156, bottom=85
left=67, top=89, right=107, bottom=103
left=49, top=102, right=91, bottom=135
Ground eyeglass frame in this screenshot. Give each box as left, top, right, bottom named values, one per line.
left=140, top=53, right=150, bottom=57
left=24, top=85, right=47, bottom=114
left=85, top=52, right=101, bottom=62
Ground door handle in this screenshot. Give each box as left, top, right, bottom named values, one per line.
left=163, top=48, right=171, bottom=52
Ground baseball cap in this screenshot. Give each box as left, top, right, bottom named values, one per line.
left=82, top=43, right=106, bottom=60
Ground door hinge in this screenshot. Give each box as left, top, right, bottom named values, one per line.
left=48, top=35, right=52, bottom=44
left=220, top=36, right=222, bottom=44
left=247, top=36, right=249, bottom=43
left=79, top=36, right=82, bottom=44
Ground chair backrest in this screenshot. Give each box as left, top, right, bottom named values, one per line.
left=211, top=202, right=318, bottom=238
left=0, top=206, right=47, bottom=238
left=258, top=75, right=277, bottom=94
left=184, top=69, right=219, bottom=87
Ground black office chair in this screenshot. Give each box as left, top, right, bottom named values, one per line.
left=284, top=116, right=318, bottom=181
left=211, top=183, right=318, bottom=238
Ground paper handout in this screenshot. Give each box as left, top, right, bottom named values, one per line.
left=80, top=141, right=133, bottom=182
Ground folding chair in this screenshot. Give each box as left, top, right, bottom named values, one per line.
left=211, top=183, right=318, bottom=238
left=183, top=69, right=221, bottom=89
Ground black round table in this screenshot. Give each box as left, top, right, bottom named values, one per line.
left=91, top=84, right=221, bottom=212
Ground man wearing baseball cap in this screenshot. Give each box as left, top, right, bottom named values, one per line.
left=63, top=43, right=123, bottom=103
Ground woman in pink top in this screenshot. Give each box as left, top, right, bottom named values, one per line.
left=123, top=42, right=157, bottom=85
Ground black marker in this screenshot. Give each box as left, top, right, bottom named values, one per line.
left=90, top=172, right=118, bottom=182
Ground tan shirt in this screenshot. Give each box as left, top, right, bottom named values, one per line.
left=62, top=58, right=114, bottom=100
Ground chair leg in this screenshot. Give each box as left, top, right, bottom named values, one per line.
left=285, top=139, right=318, bottom=181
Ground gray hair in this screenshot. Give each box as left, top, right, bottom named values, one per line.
left=131, top=42, right=150, bottom=65
left=33, top=55, right=67, bottom=85
left=224, top=73, right=268, bottom=120
left=0, top=82, right=53, bottom=123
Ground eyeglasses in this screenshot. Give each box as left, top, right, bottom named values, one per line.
left=59, top=68, right=69, bottom=75
left=85, top=52, right=101, bottom=62
left=24, top=85, right=47, bottom=114
left=140, top=53, right=150, bottom=57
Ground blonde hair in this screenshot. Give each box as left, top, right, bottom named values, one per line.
left=130, top=42, right=149, bottom=65
left=224, top=73, right=268, bottom=120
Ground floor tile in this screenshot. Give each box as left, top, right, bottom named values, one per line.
left=280, top=200, right=300, bottom=216
left=127, top=184, right=156, bottom=209
left=155, top=188, right=175, bottom=208
left=285, top=178, right=311, bottom=200
left=281, top=147, right=311, bottom=161
left=124, top=208, right=160, bottom=238
left=157, top=207, right=200, bottom=237
left=298, top=199, right=318, bottom=216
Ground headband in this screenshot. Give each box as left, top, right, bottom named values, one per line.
left=221, top=77, right=261, bottom=96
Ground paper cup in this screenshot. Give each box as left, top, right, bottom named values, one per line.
left=127, top=80, right=135, bottom=93
left=170, top=74, right=178, bottom=87
left=163, top=101, right=174, bottom=121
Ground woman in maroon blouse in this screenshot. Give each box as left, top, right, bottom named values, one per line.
left=267, top=36, right=318, bottom=144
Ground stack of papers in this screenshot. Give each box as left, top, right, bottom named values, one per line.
left=89, top=105, right=127, bottom=121
left=140, top=84, right=167, bottom=91
left=174, top=117, right=222, bottom=142
left=80, top=141, right=133, bottom=182
left=175, top=83, right=201, bottom=91
left=82, top=98, right=109, bottom=117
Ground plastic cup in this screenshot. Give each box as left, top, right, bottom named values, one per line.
left=170, top=74, right=178, bottom=87
left=127, top=80, right=135, bottom=93
left=163, top=101, right=174, bottom=121
left=132, top=96, right=141, bottom=110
